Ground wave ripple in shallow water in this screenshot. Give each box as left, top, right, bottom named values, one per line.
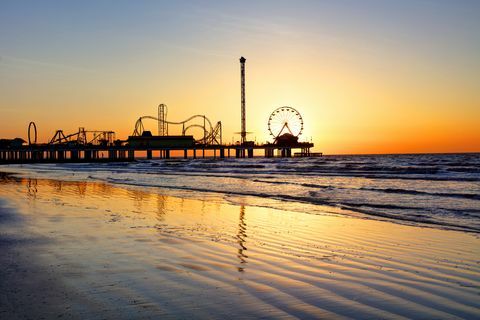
left=3, top=153, right=480, bottom=232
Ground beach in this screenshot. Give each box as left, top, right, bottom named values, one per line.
left=2, top=0, right=479, bottom=317
left=1, top=173, right=479, bottom=319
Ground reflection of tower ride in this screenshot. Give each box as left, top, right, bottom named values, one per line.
left=236, top=205, right=248, bottom=272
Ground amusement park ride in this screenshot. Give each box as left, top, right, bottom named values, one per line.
left=268, top=106, right=304, bottom=145
left=0, top=57, right=318, bottom=164
left=129, top=104, right=222, bottom=147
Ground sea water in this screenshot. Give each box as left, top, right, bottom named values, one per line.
left=4, top=153, right=480, bottom=232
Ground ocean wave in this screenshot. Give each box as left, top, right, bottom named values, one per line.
left=251, top=179, right=480, bottom=200
left=446, top=167, right=480, bottom=173
left=338, top=205, right=480, bottom=233
left=359, top=187, right=480, bottom=200
left=3, top=153, right=479, bottom=233
left=98, top=176, right=480, bottom=233
left=132, top=167, right=480, bottom=182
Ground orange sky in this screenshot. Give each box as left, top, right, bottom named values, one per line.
left=1, top=1, right=479, bottom=154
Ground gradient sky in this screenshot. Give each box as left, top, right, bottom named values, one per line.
left=1, top=0, right=479, bottom=154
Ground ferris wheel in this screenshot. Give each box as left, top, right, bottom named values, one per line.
left=268, top=106, right=304, bottom=139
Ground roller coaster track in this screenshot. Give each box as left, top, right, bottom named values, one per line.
left=49, top=128, right=115, bottom=146
left=132, top=114, right=222, bottom=145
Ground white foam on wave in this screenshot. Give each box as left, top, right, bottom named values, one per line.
left=2, top=153, right=479, bottom=232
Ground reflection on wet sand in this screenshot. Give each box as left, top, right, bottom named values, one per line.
left=156, top=194, right=167, bottom=222
left=236, top=205, right=248, bottom=272
left=27, top=178, right=37, bottom=198
left=0, top=175, right=479, bottom=319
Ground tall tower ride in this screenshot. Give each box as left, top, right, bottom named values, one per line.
left=240, top=56, right=246, bottom=145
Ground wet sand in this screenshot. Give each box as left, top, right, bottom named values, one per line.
left=1, top=176, right=479, bottom=319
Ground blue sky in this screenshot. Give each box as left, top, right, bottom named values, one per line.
left=1, top=0, right=479, bottom=153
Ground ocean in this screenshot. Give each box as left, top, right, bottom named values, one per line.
left=1, top=152, right=480, bottom=319
left=4, top=153, right=479, bottom=233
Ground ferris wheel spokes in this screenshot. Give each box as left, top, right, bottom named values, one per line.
left=268, top=106, right=304, bottom=140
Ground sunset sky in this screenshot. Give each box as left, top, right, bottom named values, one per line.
left=1, top=0, right=479, bottom=154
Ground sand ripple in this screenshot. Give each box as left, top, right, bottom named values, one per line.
left=0, top=178, right=479, bottom=319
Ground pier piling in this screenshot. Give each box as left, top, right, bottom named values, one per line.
left=0, top=141, right=316, bottom=164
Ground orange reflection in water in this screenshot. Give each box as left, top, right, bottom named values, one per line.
left=0, top=175, right=479, bottom=319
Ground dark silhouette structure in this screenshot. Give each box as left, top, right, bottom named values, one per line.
left=0, top=57, right=320, bottom=164
left=240, top=56, right=247, bottom=145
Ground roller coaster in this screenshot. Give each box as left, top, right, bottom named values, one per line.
left=132, top=104, right=222, bottom=145
left=49, top=127, right=115, bottom=146
left=27, top=122, right=116, bottom=146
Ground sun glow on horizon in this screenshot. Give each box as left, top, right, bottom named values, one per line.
left=1, top=1, right=479, bottom=154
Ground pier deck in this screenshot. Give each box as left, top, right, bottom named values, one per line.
left=0, top=143, right=318, bottom=164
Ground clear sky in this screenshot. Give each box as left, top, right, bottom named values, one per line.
left=1, top=0, right=479, bottom=154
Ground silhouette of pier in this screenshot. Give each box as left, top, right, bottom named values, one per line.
left=0, top=142, right=318, bottom=164
left=0, top=57, right=322, bottom=164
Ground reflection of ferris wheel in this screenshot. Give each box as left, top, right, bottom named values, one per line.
left=268, top=106, right=304, bottom=139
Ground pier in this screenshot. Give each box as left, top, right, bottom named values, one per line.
left=0, top=142, right=317, bottom=164
left=0, top=57, right=321, bottom=165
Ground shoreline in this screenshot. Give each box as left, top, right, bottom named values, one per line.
left=1, top=174, right=479, bottom=319
left=0, top=168, right=478, bottom=234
